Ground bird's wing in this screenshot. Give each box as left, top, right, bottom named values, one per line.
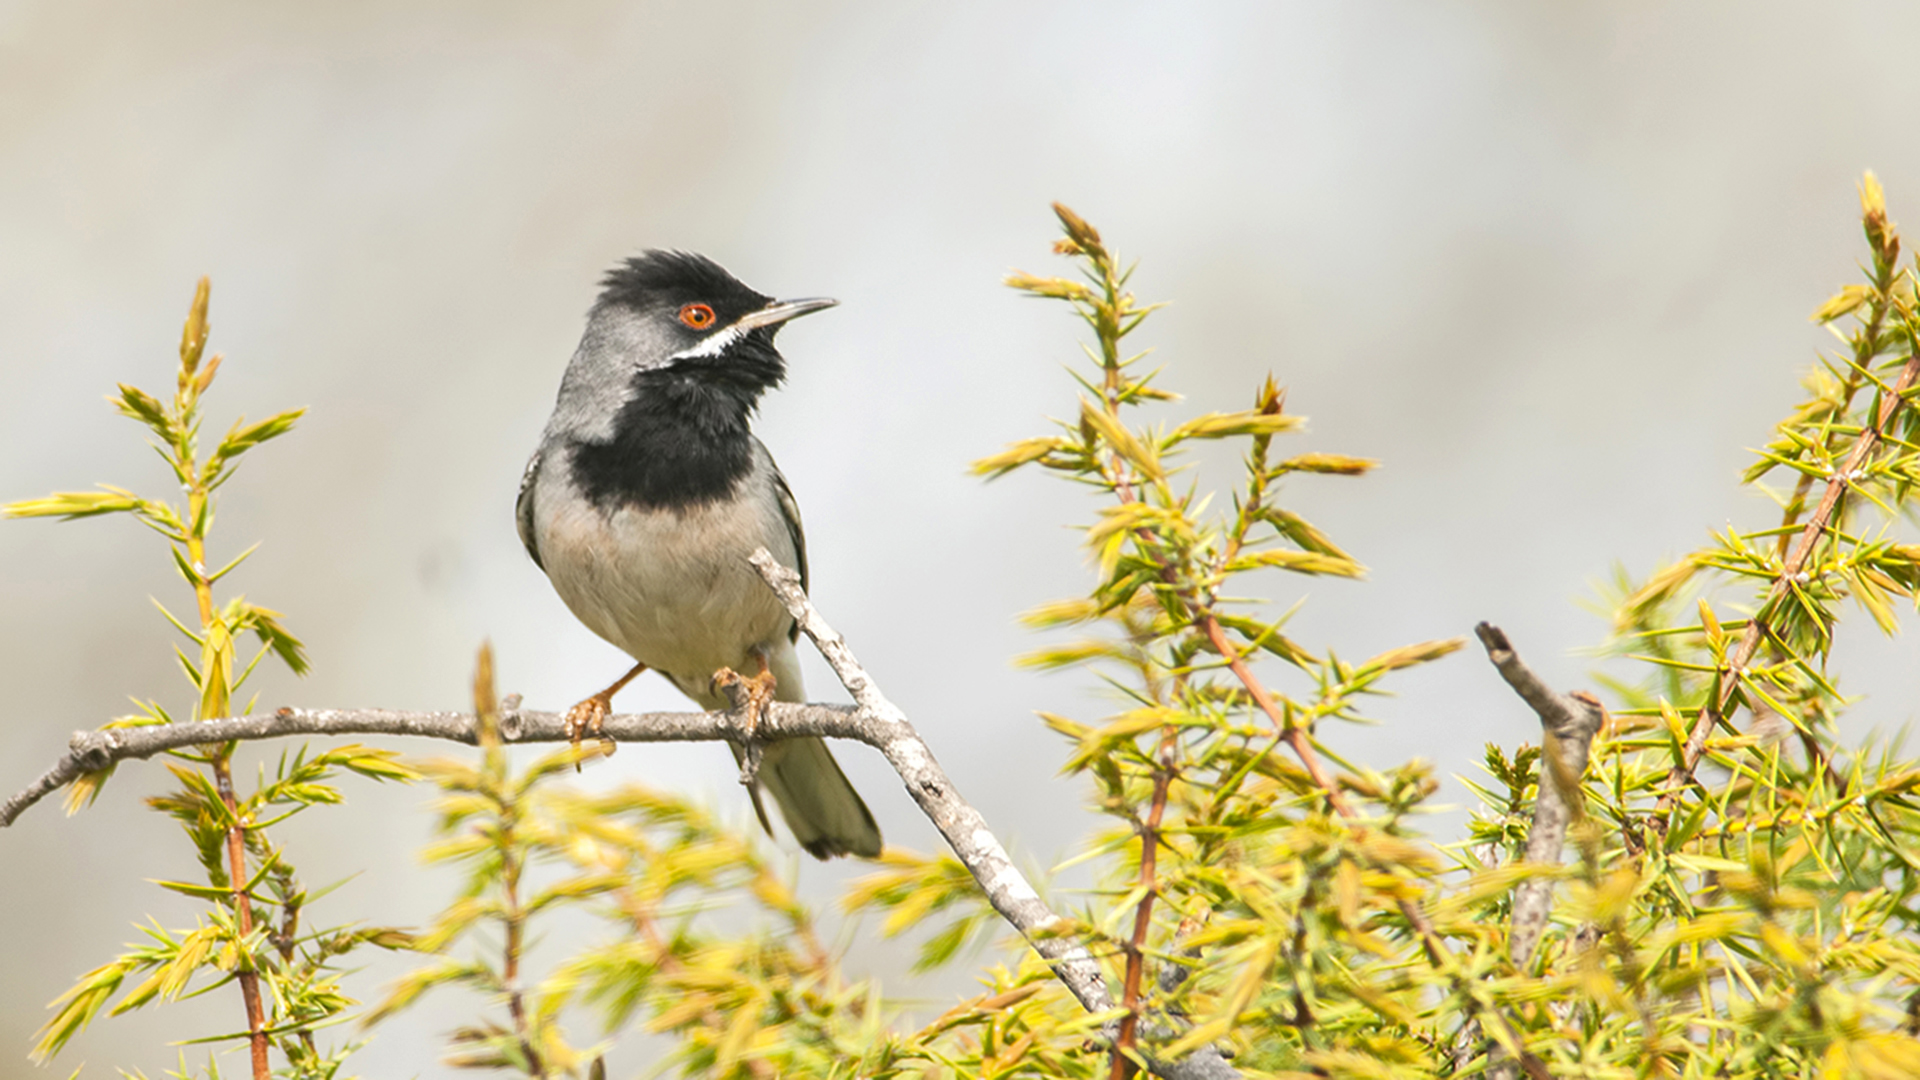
left=515, top=449, right=544, bottom=570
left=769, top=459, right=808, bottom=646
left=770, top=460, right=808, bottom=595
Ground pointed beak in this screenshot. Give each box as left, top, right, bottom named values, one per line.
left=735, top=297, right=838, bottom=331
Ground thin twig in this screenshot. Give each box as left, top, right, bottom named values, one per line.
left=182, top=435, right=273, bottom=1080
left=1473, top=623, right=1606, bottom=968
left=1050, top=264, right=1241, bottom=1078
left=1199, top=616, right=1354, bottom=818
left=618, top=899, right=777, bottom=1080
left=1771, top=293, right=1886, bottom=566
left=499, top=798, right=544, bottom=1077
left=212, top=757, right=272, bottom=1080
left=1111, top=760, right=1174, bottom=1080
left=1475, top=624, right=1607, bottom=1080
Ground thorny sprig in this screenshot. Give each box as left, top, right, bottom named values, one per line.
left=8, top=280, right=413, bottom=1080
left=1446, top=172, right=1920, bottom=1077
left=979, top=204, right=1467, bottom=1076
left=546, top=772, right=903, bottom=1078
left=364, top=645, right=599, bottom=1078
left=374, top=646, right=927, bottom=1080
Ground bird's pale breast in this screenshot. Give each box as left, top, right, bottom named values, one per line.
left=534, top=462, right=798, bottom=689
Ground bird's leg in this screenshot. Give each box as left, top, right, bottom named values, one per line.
left=564, top=661, right=646, bottom=768
left=712, top=648, right=778, bottom=788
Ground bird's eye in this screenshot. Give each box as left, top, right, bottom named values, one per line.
left=678, top=303, right=716, bottom=329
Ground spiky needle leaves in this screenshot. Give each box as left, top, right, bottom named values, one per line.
left=1455, top=172, right=1920, bottom=1075
left=966, top=206, right=1464, bottom=1076
left=13, top=280, right=403, bottom=1080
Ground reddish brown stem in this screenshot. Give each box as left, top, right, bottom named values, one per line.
left=1773, top=260, right=1892, bottom=564
left=213, top=758, right=271, bottom=1080
left=622, top=893, right=779, bottom=1080
left=1200, top=616, right=1354, bottom=818
left=1659, top=349, right=1920, bottom=812
left=1110, top=758, right=1174, bottom=1080
left=498, top=814, right=545, bottom=1078
left=183, top=459, right=270, bottom=1074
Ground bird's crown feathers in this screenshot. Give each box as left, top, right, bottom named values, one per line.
left=595, top=250, right=771, bottom=318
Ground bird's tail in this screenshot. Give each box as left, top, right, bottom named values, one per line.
left=756, top=736, right=883, bottom=859
left=693, top=641, right=883, bottom=860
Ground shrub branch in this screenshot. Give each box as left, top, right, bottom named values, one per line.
left=1207, top=616, right=1554, bottom=1080
left=0, top=704, right=847, bottom=828
left=1657, top=345, right=1920, bottom=811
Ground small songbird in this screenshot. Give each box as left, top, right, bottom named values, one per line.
left=516, top=251, right=882, bottom=859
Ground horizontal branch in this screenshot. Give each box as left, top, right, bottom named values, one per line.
left=1, top=549, right=1237, bottom=1080
left=0, top=702, right=865, bottom=828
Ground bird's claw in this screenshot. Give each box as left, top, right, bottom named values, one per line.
left=711, top=666, right=777, bottom=733
left=712, top=665, right=777, bottom=786
left=563, top=694, right=617, bottom=771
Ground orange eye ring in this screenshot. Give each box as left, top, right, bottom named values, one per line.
left=678, top=303, right=716, bottom=329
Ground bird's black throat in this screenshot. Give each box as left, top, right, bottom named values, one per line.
left=567, top=343, right=784, bottom=513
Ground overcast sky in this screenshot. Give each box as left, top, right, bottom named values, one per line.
left=4, top=3, right=1919, bottom=1076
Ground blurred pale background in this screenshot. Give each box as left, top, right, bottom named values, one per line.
left=4, top=2, right=1920, bottom=1076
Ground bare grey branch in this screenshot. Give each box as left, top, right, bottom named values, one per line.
left=1, top=551, right=1239, bottom=1079
left=0, top=702, right=862, bottom=828
left=746, top=549, right=1112, bottom=1009
left=1476, top=620, right=1605, bottom=1080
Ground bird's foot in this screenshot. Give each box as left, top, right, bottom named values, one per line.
left=563, top=693, right=617, bottom=771
left=562, top=662, right=647, bottom=771
left=712, top=665, right=778, bottom=735
left=712, top=664, right=778, bottom=786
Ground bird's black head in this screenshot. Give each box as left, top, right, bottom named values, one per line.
left=594, top=250, right=835, bottom=400
left=564, top=251, right=835, bottom=513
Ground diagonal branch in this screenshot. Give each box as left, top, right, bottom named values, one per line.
left=745, top=548, right=1113, bottom=1013
left=1199, top=616, right=1354, bottom=817
left=1659, top=348, right=1920, bottom=811
left=1203, top=616, right=1555, bottom=1080
left=1475, top=623, right=1605, bottom=1080
left=747, top=549, right=1239, bottom=1080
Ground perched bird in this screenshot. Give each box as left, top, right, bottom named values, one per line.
left=516, top=250, right=882, bottom=860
